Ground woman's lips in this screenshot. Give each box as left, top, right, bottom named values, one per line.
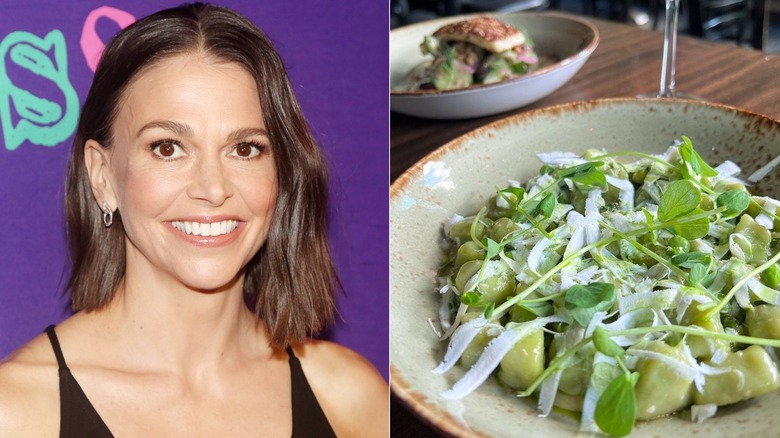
left=171, top=219, right=239, bottom=236
left=165, top=219, right=243, bottom=247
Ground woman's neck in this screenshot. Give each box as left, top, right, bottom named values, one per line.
left=90, top=262, right=268, bottom=375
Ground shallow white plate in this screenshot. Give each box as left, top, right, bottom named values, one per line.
left=390, top=12, right=599, bottom=120
left=390, top=98, right=780, bottom=437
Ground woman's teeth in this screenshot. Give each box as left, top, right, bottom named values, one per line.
left=171, top=220, right=239, bottom=237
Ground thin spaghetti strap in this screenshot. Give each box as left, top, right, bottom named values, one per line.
left=44, top=324, right=115, bottom=437
left=287, top=346, right=337, bottom=438
left=44, top=324, right=68, bottom=371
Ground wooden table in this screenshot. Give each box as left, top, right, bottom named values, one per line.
left=390, top=13, right=780, bottom=437
left=391, top=15, right=780, bottom=182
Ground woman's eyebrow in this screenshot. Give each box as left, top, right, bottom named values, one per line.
left=135, top=121, right=268, bottom=142
left=227, top=127, right=269, bottom=142
left=136, top=120, right=193, bottom=138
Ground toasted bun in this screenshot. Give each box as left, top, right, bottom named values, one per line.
left=432, top=16, right=526, bottom=53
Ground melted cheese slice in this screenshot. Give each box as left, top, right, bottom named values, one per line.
left=432, top=16, right=526, bottom=53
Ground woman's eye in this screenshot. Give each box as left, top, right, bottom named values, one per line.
left=151, top=140, right=184, bottom=159
left=230, top=142, right=264, bottom=159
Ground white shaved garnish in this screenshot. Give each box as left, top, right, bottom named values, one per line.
left=691, top=404, right=718, bottom=423
left=713, top=160, right=741, bottom=181
left=440, top=316, right=566, bottom=400
left=536, top=151, right=584, bottom=165
left=537, top=369, right=562, bottom=417
left=431, top=142, right=780, bottom=431
left=433, top=316, right=496, bottom=374
left=748, top=154, right=780, bottom=183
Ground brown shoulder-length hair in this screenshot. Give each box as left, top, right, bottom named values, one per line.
left=65, top=2, right=337, bottom=349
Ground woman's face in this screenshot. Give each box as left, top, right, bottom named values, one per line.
left=88, top=53, right=278, bottom=292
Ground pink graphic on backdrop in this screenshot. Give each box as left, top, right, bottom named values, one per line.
left=81, top=6, right=135, bottom=72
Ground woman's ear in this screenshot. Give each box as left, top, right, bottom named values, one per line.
left=84, top=140, right=117, bottom=210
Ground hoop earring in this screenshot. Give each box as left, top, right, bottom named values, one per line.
left=102, top=201, right=113, bottom=228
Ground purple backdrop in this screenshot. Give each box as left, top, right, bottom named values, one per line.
left=0, top=1, right=388, bottom=379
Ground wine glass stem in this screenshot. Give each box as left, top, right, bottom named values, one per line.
left=659, top=0, right=680, bottom=97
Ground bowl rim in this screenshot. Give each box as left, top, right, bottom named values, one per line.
left=390, top=97, right=780, bottom=196
left=389, top=97, right=780, bottom=437
left=391, top=364, right=485, bottom=438
left=390, top=11, right=600, bottom=97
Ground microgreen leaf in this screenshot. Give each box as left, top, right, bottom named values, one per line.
left=593, top=326, right=624, bottom=359
left=717, top=189, right=750, bottom=217
left=557, top=161, right=608, bottom=189
left=667, top=235, right=690, bottom=254
left=641, top=208, right=657, bottom=243
left=591, top=362, right=622, bottom=393
left=669, top=208, right=710, bottom=240
left=536, top=193, right=556, bottom=218
left=565, top=283, right=616, bottom=327
left=522, top=199, right=540, bottom=215
left=688, top=263, right=708, bottom=286
left=700, top=271, right=718, bottom=288
left=499, top=187, right=525, bottom=203
left=678, top=136, right=718, bottom=179
left=461, top=291, right=481, bottom=306
left=671, top=252, right=713, bottom=269
left=595, top=372, right=638, bottom=437
left=483, top=302, right=495, bottom=319
left=486, top=238, right=501, bottom=258
left=642, top=208, right=654, bottom=227
left=557, top=161, right=604, bottom=178
left=658, top=180, right=701, bottom=222
left=518, top=301, right=554, bottom=317
left=570, top=171, right=607, bottom=189
left=498, top=187, right=525, bottom=215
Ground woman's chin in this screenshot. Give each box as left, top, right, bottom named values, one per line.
left=179, top=270, right=243, bottom=295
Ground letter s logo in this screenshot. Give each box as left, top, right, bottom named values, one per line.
left=0, top=30, right=79, bottom=151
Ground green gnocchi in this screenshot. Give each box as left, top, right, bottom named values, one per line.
left=433, top=138, right=780, bottom=436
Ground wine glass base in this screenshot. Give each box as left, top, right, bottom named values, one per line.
left=636, top=91, right=700, bottom=100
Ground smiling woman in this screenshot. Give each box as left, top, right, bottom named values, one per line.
left=0, top=3, right=388, bottom=437
left=84, top=54, right=279, bottom=298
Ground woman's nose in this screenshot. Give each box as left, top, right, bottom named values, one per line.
left=186, top=156, right=233, bottom=206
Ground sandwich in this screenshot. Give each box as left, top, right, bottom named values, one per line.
left=415, top=16, right=538, bottom=91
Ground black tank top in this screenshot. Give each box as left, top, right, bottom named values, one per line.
left=44, top=325, right=336, bottom=438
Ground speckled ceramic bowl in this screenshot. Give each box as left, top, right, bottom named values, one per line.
left=390, top=98, right=780, bottom=437
left=390, top=12, right=599, bottom=120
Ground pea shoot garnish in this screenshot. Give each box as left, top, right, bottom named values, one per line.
left=433, top=137, right=780, bottom=436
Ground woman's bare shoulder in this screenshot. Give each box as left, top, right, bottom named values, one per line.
left=293, top=340, right=389, bottom=438
left=0, top=333, right=60, bottom=435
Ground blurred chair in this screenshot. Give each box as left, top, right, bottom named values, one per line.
left=687, top=0, right=768, bottom=48
left=391, top=0, right=462, bottom=28
left=391, top=0, right=438, bottom=28
left=459, top=0, right=552, bottom=12
left=391, top=0, right=552, bottom=28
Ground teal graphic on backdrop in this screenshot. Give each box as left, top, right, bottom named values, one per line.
left=0, top=29, right=79, bottom=151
